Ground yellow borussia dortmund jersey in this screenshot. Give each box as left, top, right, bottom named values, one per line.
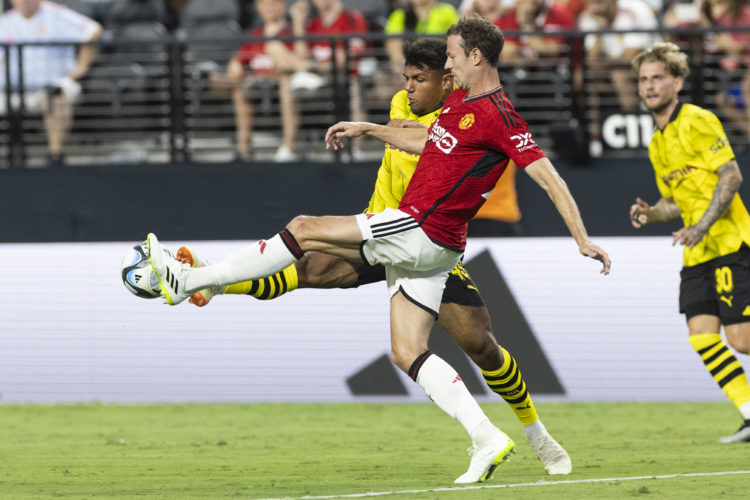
left=366, top=90, right=441, bottom=213
left=649, top=102, right=750, bottom=266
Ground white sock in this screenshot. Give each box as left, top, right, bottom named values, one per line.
left=524, top=419, right=547, bottom=443
left=740, top=401, right=750, bottom=420
left=415, top=354, right=489, bottom=437
left=185, top=234, right=296, bottom=293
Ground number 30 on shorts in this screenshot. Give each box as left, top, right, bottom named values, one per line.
left=715, top=266, right=734, bottom=294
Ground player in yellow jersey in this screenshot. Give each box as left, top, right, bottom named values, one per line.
left=630, top=42, right=750, bottom=443
left=177, top=39, right=573, bottom=473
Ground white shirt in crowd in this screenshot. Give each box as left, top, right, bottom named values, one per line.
left=578, top=0, right=661, bottom=60
left=0, top=1, right=101, bottom=90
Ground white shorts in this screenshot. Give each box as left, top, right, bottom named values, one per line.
left=355, top=208, right=462, bottom=317
left=0, top=79, right=81, bottom=114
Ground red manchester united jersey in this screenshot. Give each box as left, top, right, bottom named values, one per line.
left=399, top=87, right=545, bottom=251
left=307, top=10, right=368, bottom=67
left=235, top=26, right=295, bottom=75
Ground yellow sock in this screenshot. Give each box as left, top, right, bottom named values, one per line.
left=224, top=264, right=299, bottom=300
left=689, top=333, right=750, bottom=408
left=482, top=346, right=539, bottom=425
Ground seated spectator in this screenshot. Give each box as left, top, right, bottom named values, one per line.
left=290, top=0, right=370, bottom=159
left=0, top=0, right=102, bottom=167
left=383, top=0, right=459, bottom=74
left=218, top=0, right=307, bottom=162
left=495, top=0, right=576, bottom=62
left=577, top=0, right=659, bottom=150
left=694, top=0, right=750, bottom=139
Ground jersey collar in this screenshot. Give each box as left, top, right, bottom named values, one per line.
left=464, top=85, right=504, bottom=103
left=658, top=100, right=683, bottom=132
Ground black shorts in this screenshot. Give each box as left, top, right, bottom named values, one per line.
left=353, top=260, right=485, bottom=308
left=679, top=244, right=750, bottom=325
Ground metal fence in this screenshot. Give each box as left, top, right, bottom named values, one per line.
left=1, top=27, right=748, bottom=168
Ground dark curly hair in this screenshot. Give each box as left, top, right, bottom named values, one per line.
left=403, top=38, right=448, bottom=72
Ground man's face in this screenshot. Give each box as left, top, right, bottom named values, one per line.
left=403, top=64, right=451, bottom=116
left=11, top=0, right=41, bottom=19
left=637, top=61, right=683, bottom=114
left=445, top=34, right=473, bottom=91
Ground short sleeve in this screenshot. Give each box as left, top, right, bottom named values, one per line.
left=690, top=110, right=735, bottom=171
left=56, top=6, right=100, bottom=41
left=486, top=106, right=545, bottom=168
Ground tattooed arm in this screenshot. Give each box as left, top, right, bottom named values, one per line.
left=630, top=196, right=681, bottom=227
left=671, top=159, right=744, bottom=248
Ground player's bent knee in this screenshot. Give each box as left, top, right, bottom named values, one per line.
left=390, top=347, right=420, bottom=374
left=471, top=336, right=502, bottom=371
left=285, top=215, right=316, bottom=245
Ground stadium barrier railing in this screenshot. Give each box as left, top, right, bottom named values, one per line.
left=1, top=26, right=748, bottom=168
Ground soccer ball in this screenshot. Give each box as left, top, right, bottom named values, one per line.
left=120, top=242, right=161, bottom=299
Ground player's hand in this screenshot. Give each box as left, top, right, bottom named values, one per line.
left=579, top=241, right=611, bottom=275
left=672, top=225, right=707, bottom=249
left=325, top=121, right=369, bottom=150
left=629, top=197, right=650, bottom=228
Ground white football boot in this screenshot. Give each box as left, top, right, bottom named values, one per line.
left=176, top=246, right=226, bottom=307
left=145, top=233, right=192, bottom=305
left=719, top=419, right=750, bottom=443
left=530, top=434, right=572, bottom=474
left=454, top=426, right=515, bottom=484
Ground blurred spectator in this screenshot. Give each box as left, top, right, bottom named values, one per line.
left=383, top=0, right=459, bottom=74
left=495, top=0, right=576, bottom=62
left=458, top=0, right=504, bottom=20
left=290, top=0, right=370, bottom=158
left=217, top=0, right=307, bottom=162
left=468, top=161, right=523, bottom=237
left=577, top=0, right=659, bottom=152
left=553, top=0, right=586, bottom=17
left=700, top=0, right=750, bottom=139
left=0, top=0, right=102, bottom=166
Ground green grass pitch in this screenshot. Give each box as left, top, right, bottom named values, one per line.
left=1, top=402, right=748, bottom=499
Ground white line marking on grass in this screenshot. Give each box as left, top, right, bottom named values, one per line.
left=257, top=470, right=750, bottom=500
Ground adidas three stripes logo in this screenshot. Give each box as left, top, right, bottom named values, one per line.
left=371, top=217, right=419, bottom=238
left=165, top=267, right=179, bottom=294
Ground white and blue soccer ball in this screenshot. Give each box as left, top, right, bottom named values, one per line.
left=120, top=242, right=161, bottom=299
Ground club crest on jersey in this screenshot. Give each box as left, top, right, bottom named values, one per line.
left=510, top=132, right=537, bottom=152
left=459, top=113, right=474, bottom=130
left=429, top=120, right=458, bottom=154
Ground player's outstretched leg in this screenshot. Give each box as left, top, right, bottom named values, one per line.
left=176, top=246, right=226, bottom=307
left=177, top=246, right=299, bottom=306
left=145, top=229, right=303, bottom=306
left=689, top=333, right=750, bottom=443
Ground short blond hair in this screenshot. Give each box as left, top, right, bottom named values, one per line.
left=631, top=42, right=689, bottom=78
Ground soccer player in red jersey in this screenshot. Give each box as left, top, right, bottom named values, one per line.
left=145, top=18, right=610, bottom=484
